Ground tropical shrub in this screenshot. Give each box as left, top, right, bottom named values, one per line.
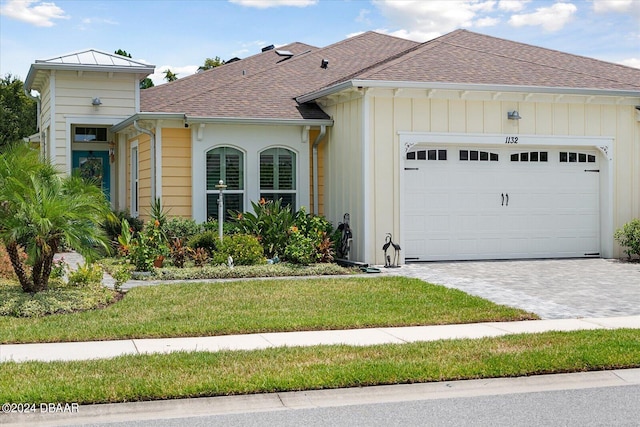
left=165, top=217, right=203, bottom=243
left=284, top=231, right=315, bottom=265
left=126, top=220, right=169, bottom=272
left=212, top=234, right=264, bottom=266
left=191, top=247, right=210, bottom=267
left=0, top=144, right=111, bottom=293
left=232, top=198, right=296, bottom=258
left=614, top=219, right=640, bottom=260
left=170, top=237, right=194, bottom=268
left=187, top=231, right=219, bottom=255
left=103, top=209, right=143, bottom=249
left=67, top=263, right=104, bottom=287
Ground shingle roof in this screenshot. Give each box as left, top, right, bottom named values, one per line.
left=141, top=32, right=419, bottom=120
left=353, top=30, right=640, bottom=91
left=140, top=30, right=640, bottom=121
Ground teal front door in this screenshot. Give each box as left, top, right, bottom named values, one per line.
left=72, top=150, right=110, bottom=200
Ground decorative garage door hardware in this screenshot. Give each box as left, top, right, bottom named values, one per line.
left=501, top=193, right=509, bottom=206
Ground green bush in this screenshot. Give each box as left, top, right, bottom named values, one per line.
left=212, top=234, right=265, bottom=266
left=203, top=218, right=240, bottom=235
left=165, top=217, right=203, bottom=243
left=232, top=199, right=295, bottom=258
left=284, top=232, right=316, bottom=265
left=187, top=231, right=219, bottom=255
left=103, top=209, right=143, bottom=246
left=614, top=219, right=640, bottom=260
left=67, top=263, right=104, bottom=287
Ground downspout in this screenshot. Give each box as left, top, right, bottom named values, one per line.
left=133, top=120, right=156, bottom=201
left=312, top=125, right=326, bottom=215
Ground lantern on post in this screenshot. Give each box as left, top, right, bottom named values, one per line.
left=215, top=179, right=227, bottom=241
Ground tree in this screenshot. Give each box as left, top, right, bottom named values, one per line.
left=114, top=50, right=155, bottom=89
left=140, top=77, right=154, bottom=89
left=114, top=49, right=131, bottom=58
left=0, top=144, right=110, bottom=293
left=198, top=56, right=225, bottom=72
left=163, top=69, right=178, bottom=82
left=0, top=74, right=37, bottom=150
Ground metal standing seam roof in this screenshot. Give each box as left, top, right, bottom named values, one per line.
left=25, top=49, right=155, bottom=92
left=139, top=29, right=640, bottom=121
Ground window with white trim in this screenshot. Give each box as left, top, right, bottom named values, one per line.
left=260, top=147, right=296, bottom=209
left=206, top=147, right=244, bottom=220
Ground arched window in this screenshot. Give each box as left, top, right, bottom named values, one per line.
left=206, top=147, right=244, bottom=220
left=260, top=147, right=296, bottom=210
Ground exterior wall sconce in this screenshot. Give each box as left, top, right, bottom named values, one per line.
left=108, top=141, right=116, bottom=163
left=507, top=110, right=522, bottom=120
left=91, top=97, right=102, bottom=107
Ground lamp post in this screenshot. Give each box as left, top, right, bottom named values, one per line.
left=215, top=179, right=227, bottom=242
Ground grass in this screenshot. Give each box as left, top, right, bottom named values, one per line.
left=2, top=329, right=639, bottom=404
left=0, top=276, right=537, bottom=344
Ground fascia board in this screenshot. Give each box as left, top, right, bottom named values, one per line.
left=185, top=116, right=334, bottom=127
left=111, top=113, right=187, bottom=133
left=298, top=79, right=640, bottom=102
left=25, top=63, right=155, bottom=91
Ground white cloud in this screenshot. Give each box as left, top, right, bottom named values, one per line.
left=228, top=0, right=317, bottom=8
left=498, top=0, right=530, bottom=12
left=0, top=0, right=68, bottom=27
left=356, top=8, right=372, bottom=25
left=592, top=0, right=640, bottom=21
left=372, top=0, right=505, bottom=41
left=619, top=58, right=640, bottom=69
left=509, top=2, right=577, bottom=32
left=592, top=0, right=632, bottom=13
left=476, top=16, right=500, bottom=27
left=77, top=17, right=118, bottom=31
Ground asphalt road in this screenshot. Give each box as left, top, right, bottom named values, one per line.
left=85, top=385, right=640, bottom=427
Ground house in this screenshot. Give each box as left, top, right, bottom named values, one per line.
left=24, top=30, right=640, bottom=265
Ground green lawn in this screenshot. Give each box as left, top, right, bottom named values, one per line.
left=0, top=276, right=537, bottom=344
left=2, top=329, right=639, bottom=404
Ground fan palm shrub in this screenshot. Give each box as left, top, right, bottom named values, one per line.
left=0, top=144, right=110, bottom=293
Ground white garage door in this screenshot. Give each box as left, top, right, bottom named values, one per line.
left=403, top=146, right=600, bottom=261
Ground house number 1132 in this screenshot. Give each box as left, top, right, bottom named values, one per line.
left=505, top=136, right=518, bottom=144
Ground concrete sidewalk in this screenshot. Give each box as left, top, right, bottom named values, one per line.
left=2, top=315, right=640, bottom=363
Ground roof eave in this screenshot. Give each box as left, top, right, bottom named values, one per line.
left=112, top=113, right=334, bottom=133
left=297, top=80, right=640, bottom=103
left=25, top=62, right=156, bottom=92
left=111, top=113, right=187, bottom=133
left=184, top=116, right=334, bottom=127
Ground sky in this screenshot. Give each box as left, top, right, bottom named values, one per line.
left=1, top=0, right=639, bottom=87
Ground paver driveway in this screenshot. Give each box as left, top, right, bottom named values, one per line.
left=391, top=259, right=640, bottom=319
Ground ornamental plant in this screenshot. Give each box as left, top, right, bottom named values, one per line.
left=614, top=218, right=640, bottom=260
left=212, top=234, right=264, bottom=266
left=232, top=198, right=295, bottom=258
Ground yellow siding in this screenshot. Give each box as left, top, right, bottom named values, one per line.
left=137, top=134, right=152, bottom=221
left=161, top=128, right=192, bottom=218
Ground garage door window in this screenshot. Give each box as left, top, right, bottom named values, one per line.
left=510, top=151, right=548, bottom=162
left=406, top=149, right=447, bottom=160
left=560, top=152, right=596, bottom=163
left=459, top=150, right=498, bottom=161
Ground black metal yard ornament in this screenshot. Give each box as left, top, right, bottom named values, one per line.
left=383, top=233, right=401, bottom=268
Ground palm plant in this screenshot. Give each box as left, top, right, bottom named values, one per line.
left=0, top=144, right=110, bottom=293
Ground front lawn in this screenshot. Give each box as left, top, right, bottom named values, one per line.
left=2, top=329, right=639, bottom=404
left=0, top=276, right=537, bottom=344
